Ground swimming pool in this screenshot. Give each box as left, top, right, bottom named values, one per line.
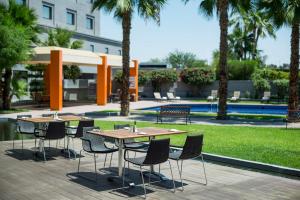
left=142, top=104, right=287, bottom=115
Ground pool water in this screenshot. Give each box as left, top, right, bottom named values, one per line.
left=0, top=119, right=33, bottom=141
left=142, top=104, right=287, bottom=115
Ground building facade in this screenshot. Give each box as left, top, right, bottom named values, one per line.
left=17, top=0, right=122, bottom=55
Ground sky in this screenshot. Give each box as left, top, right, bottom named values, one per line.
left=100, top=1, right=291, bottom=65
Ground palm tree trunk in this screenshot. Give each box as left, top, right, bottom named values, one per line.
left=217, top=0, right=229, bottom=120
left=288, top=22, right=299, bottom=111
left=2, top=68, right=12, bottom=110
left=120, top=12, right=132, bottom=116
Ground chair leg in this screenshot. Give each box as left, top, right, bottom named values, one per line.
left=42, top=140, right=46, bottom=162
left=109, top=153, right=113, bottom=168
left=77, top=150, right=82, bottom=173
left=200, top=154, right=208, bottom=185
left=104, top=154, right=107, bottom=167
left=168, top=160, right=176, bottom=193
left=21, top=134, right=24, bottom=153
left=122, top=160, right=126, bottom=187
left=176, top=160, right=184, bottom=191
left=94, top=153, right=98, bottom=183
left=48, top=139, right=50, bottom=149
left=67, top=137, right=71, bottom=159
left=140, top=166, right=147, bottom=199
left=72, top=138, right=76, bottom=159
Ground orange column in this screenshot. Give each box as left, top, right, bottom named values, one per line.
left=43, top=64, right=50, bottom=95
left=97, top=56, right=108, bottom=105
left=129, top=60, right=139, bottom=101
left=107, top=65, right=112, bottom=97
left=49, top=50, right=63, bottom=111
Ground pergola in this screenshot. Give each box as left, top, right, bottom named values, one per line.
left=25, top=46, right=139, bottom=111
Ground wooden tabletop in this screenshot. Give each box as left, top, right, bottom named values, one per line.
left=18, top=115, right=86, bottom=123
left=88, top=127, right=187, bottom=140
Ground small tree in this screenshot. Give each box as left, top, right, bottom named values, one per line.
left=273, top=79, right=289, bottom=99
left=252, top=73, right=270, bottom=98
left=166, top=50, right=196, bottom=69
left=150, top=70, right=178, bottom=92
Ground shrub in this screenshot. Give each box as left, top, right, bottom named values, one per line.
left=227, top=60, right=258, bottom=80
left=180, top=68, right=215, bottom=86
left=113, top=71, right=122, bottom=84
left=138, top=70, right=151, bottom=86
left=150, top=69, right=178, bottom=92
left=253, top=68, right=289, bottom=80
left=252, top=72, right=270, bottom=98
left=273, top=79, right=289, bottom=99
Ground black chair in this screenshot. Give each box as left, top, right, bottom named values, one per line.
left=34, top=121, right=66, bottom=161
left=66, top=119, right=94, bottom=159
left=123, top=138, right=175, bottom=198
left=114, top=124, right=148, bottom=151
left=14, top=115, right=36, bottom=152
left=169, top=134, right=207, bottom=190
left=78, top=127, right=118, bottom=183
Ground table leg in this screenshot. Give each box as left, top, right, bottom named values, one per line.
left=118, top=139, right=123, bottom=176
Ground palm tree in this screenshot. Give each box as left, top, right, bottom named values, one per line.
left=92, top=0, right=167, bottom=116
left=185, top=0, right=250, bottom=119
left=0, top=0, right=39, bottom=110
left=258, top=0, right=300, bottom=111
left=230, top=7, right=276, bottom=60
left=43, top=28, right=83, bottom=81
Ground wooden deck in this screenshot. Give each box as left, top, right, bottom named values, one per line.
left=0, top=139, right=299, bottom=200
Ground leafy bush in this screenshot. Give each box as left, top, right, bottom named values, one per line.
left=180, top=68, right=215, bottom=86
left=253, top=68, right=289, bottom=80
left=138, top=70, right=151, bottom=86
left=150, top=70, right=178, bottom=92
left=63, top=65, right=81, bottom=83
left=273, top=79, right=289, bottom=99
left=227, top=60, right=258, bottom=80
left=252, top=72, right=270, bottom=98
left=113, top=71, right=123, bottom=84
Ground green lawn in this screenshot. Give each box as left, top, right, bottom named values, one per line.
left=0, top=108, right=29, bottom=114
left=91, top=120, right=300, bottom=169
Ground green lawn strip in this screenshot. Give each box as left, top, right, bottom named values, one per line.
left=87, top=109, right=285, bottom=121
left=91, top=120, right=300, bottom=169
left=0, top=108, right=29, bottom=114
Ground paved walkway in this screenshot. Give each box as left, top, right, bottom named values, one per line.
left=1, top=100, right=298, bottom=128
left=1, top=140, right=299, bottom=200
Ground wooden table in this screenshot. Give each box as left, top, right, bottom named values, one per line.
left=18, top=115, right=86, bottom=154
left=89, top=127, right=187, bottom=177
left=18, top=115, right=84, bottom=123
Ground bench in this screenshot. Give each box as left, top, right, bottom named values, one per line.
left=157, top=105, right=191, bottom=124
left=285, top=110, right=300, bottom=128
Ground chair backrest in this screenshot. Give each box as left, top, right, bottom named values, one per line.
left=114, top=124, right=132, bottom=143
left=233, top=91, right=240, bottom=98
left=264, top=91, right=271, bottom=97
left=211, top=90, right=218, bottom=98
left=114, top=124, right=130, bottom=130
left=153, top=92, right=161, bottom=99
left=167, top=92, right=175, bottom=99
left=17, top=115, right=34, bottom=133
left=82, top=126, right=105, bottom=152
left=45, top=121, right=65, bottom=140
left=75, top=120, right=94, bottom=138
left=143, top=138, right=170, bottom=165
left=179, top=134, right=204, bottom=160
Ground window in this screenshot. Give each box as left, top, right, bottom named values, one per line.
left=86, top=16, right=94, bottom=30
left=90, top=44, right=95, bottom=52
left=105, top=47, right=109, bottom=54
left=66, top=10, right=75, bottom=25
left=16, top=0, right=26, bottom=5
left=118, top=50, right=122, bottom=55
left=42, top=3, right=53, bottom=20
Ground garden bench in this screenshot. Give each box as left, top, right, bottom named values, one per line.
left=157, top=105, right=191, bottom=124
left=285, top=109, right=300, bottom=128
